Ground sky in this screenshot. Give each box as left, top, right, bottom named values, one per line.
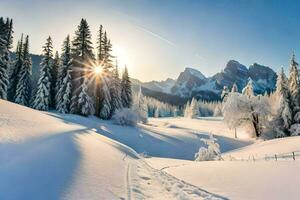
left=1, top=0, right=300, bottom=82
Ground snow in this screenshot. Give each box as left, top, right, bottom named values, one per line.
left=185, top=67, right=206, bottom=80
left=223, top=135, right=300, bottom=160
left=1, top=99, right=300, bottom=199
left=0, top=100, right=230, bottom=199
left=147, top=134, right=300, bottom=200
left=147, top=158, right=300, bottom=200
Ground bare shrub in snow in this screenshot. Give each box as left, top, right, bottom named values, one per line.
left=112, top=108, right=139, bottom=126
left=194, top=133, right=221, bottom=161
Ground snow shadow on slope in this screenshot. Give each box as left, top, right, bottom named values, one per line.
left=47, top=113, right=250, bottom=161
left=0, top=128, right=88, bottom=200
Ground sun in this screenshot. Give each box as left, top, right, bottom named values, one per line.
left=94, top=65, right=102, bottom=75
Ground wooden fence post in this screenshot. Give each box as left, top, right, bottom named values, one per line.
left=293, top=152, right=295, bottom=161
left=275, top=154, right=277, bottom=161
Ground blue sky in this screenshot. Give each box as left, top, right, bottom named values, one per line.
left=1, top=0, right=300, bottom=81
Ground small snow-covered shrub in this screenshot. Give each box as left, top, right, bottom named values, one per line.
left=112, top=108, right=139, bottom=126
left=195, top=133, right=222, bottom=161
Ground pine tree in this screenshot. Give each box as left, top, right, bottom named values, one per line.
left=189, top=97, right=199, bottom=118
left=132, top=85, right=148, bottom=123
left=121, top=66, right=132, bottom=108
left=96, top=25, right=104, bottom=62
left=231, top=82, right=238, bottom=93
left=32, top=37, right=53, bottom=111
left=110, top=61, right=122, bottom=116
left=14, top=35, right=32, bottom=106
left=78, top=78, right=94, bottom=116
left=56, top=35, right=72, bottom=113
left=50, top=51, right=60, bottom=108
left=0, top=20, right=10, bottom=99
left=184, top=101, right=190, bottom=117
left=70, top=18, right=95, bottom=114
left=275, top=68, right=292, bottom=136
left=4, top=18, right=13, bottom=50
left=221, top=86, right=229, bottom=101
left=288, top=53, right=300, bottom=115
left=8, top=35, right=23, bottom=101
left=102, top=32, right=113, bottom=70
left=99, top=76, right=112, bottom=119
left=242, top=78, right=254, bottom=98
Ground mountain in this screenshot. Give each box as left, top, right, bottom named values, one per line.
left=138, top=60, right=277, bottom=103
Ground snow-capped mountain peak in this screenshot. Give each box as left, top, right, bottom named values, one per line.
left=183, top=67, right=206, bottom=80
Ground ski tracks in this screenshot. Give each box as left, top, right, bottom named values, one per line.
left=126, top=158, right=227, bottom=200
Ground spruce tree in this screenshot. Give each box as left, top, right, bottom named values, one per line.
left=78, top=78, right=94, bottom=116
left=99, top=76, right=112, bottom=119
left=32, top=37, right=53, bottom=111
left=0, top=18, right=10, bottom=100
left=231, top=82, right=238, bottom=93
left=109, top=61, right=122, bottom=116
left=14, top=35, right=32, bottom=106
left=121, top=66, right=132, bottom=108
left=288, top=53, right=300, bottom=115
left=97, top=25, right=104, bottom=62
left=8, top=35, right=23, bottom=101
left=242, top=78, right=254, bottom=98
left=50, top=51, right=60, bottom=108
left=221, top=86, right=229, bottom=101
left=70, top=18, right=94, bottom=114
left=275, top=68, right=292, bottom=136
left=56, top=35, right=72, bottom=113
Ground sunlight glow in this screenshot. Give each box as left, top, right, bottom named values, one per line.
left=94, top=66, right=102, bottom=75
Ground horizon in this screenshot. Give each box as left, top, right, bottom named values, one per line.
left=1, top=0, right=300, bottom=81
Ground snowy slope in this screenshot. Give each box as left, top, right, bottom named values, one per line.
left=147, top=135, right=300, bottom=200
left=0, top=100, right=229, bottom=199
left=147, top=158, right=300, bottom=200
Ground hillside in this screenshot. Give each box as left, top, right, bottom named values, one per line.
left=0, top=100, right=238, bottom=199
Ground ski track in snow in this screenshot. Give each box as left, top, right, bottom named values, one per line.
left=126, top=157, right=228, bottom=200
left=126, top=162, right=132, bottom=200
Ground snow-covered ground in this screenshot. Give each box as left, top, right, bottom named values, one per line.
left=147, top=135, right=300, bottom=200
left=1, top=99, right=300, bottom=199
left=0, top=100, right=231, bottom=199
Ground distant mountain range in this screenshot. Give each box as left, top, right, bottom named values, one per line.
left=15, top=53, right=277, bottom=105
left=133, top=60, right=277, bottom=104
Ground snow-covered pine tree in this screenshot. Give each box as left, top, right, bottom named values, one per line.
left=242, top=78, right=254, bottom=98
left=0, top=17, right=11, bottom=99
left=132, top=85, right=148, bottom=123
left=121, top=66, right=132, bottom=108
left=56, top=35, right=72, bottom=113
left=273, top=68, right=292, bottom=137
left=1, top=18, right=13, bottom=50
left=78, top=77, right=94, bottom=116
left=14, top=35, right=32, bottom=106
left=154, top=107, right=159, bottom=118
left=288, top=53, right=300, bottom=115
left=231, top=82, right=238, bottom=93
left=99, top=76, right=112, bottom=119
left=8, top=35, right=23, bottom=101
left=50, top=51, right=60, bottom=108
left=221, top=86, right=229, bottom=102
left=109, top=61, right=122, bottom=116
left=32, top=36, right=53, bottom=111
left=102, top=32, right=113, bottom=70
left=97, top=25, right=104, bottom=62
left=188, top=97, right=199, bottom=118
left=184, top=101, right=190, bottom=117
left=70, top=18, right=95, bottom=114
